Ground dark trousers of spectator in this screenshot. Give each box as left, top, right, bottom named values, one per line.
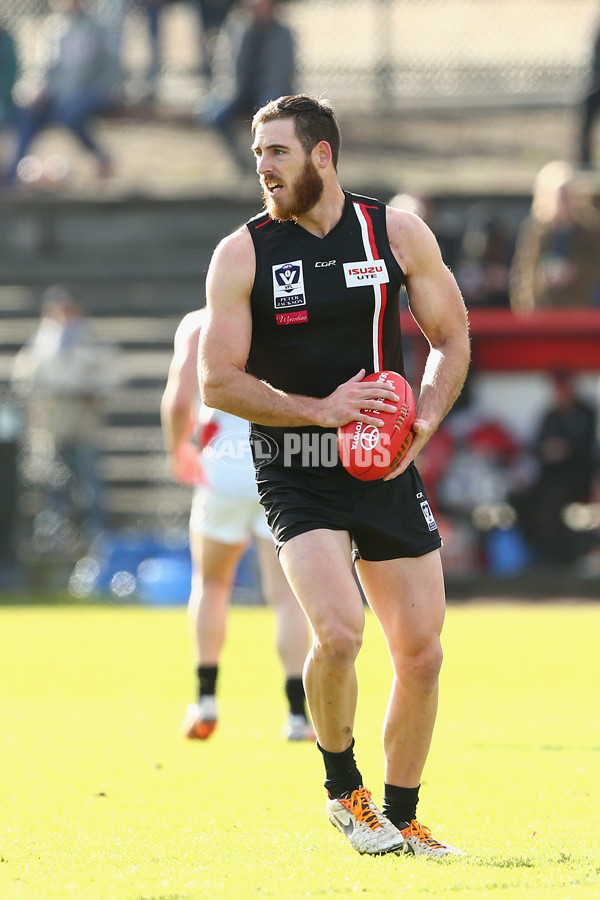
left=191, top=0, right=236, bottom=79
left=7, top=88, right=113, bottom=181
left=52, top=440, right=105, bottom=538
left=144, top=3, right=162, bottom=90
left=579, top=83, right=600, bottom=167
left=209, top=97, right=255, bottom=172
left=0, top=110, right=16, bottom=176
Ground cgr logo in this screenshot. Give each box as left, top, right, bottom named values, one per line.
left=315, top=260, right=336, bottom=267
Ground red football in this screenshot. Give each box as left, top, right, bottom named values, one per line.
left=337, top=371, right=415, bottom=481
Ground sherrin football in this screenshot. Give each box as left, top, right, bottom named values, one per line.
left=337, top=371, right=415, bottom=481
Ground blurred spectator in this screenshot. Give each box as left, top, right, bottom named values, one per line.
left=94, top=0, right=127, bottom=83
left=11, top=285, right=123, bottom=546
left=0, top=17, right=17, bottom=127
left=130, top=0, right=177, bottom=102
left=511, top=370, right=598, bottom=566
left=6, top=0, right=120, bottom=185
left=197, top=0, right=295, bottom=172
left=129, top=0, right=236, bottom=102
left=0, top=15, right=18, bottom=178
left=428, top=372, right=533, bottom=576
left=509, top=161, right=600, bottom=311
left=135, top=0, right=165, bottom=102
left=455, top=204, right=515, bottom=308
left=436, top=420, right=520, bottom=520
left=578, top=12, right=600, bottom=169
left=191, top=0, right=237, bottom=80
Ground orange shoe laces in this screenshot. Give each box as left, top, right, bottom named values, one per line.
left=401, top=820, right=445, bottom=848
left=341, top=788, right=383, bottom=832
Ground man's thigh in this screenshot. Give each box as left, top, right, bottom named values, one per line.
left=278, top=528, right=365, bottom=634
left=355, top=550, right=446, bottom=653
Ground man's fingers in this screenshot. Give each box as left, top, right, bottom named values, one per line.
left=383, top=421, right=427, bottom=479
left=356, top=412, right=386, bottom=427
left=348, top=368, right=366, bottom=383
left=355, top=390, right=399, bottom=409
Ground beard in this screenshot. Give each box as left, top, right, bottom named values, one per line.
left=262, top=157, right=324, bottom=221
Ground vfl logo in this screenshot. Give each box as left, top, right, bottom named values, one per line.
left=276, top=263, right=300, bottom=292
left=272, top=260, right=306, bottom=310
left=343, top=259, right=389, bottom=288
left=420, top=499, right=437, bottom=532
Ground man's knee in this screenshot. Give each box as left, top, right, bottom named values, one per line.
left=395, top=638, right=443, bottom=691
left=312, top=618, right=364, bottom=666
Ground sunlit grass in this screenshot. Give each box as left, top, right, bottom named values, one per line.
left=1, top=601, right=599, bottom=899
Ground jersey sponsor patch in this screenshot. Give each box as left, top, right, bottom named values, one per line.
left=276, top=310, right=309, bottom=325
left=272, top=260, right=306, bottom=309
left=343, top=259, right=389, bottom=288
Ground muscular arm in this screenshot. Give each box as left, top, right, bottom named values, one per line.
left=386, top=207, right=471, bottom=477
left=160, top=310, right=204, bottom=458
left=200, top=227, right=399, bottom=428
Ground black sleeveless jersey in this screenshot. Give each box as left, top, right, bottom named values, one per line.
left=246, top=190, right=407, bottom=487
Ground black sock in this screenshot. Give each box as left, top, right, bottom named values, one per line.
left=382, top=783, right=420, bottom=828
left=284, top=676, right=306, bottom=718
left=318, top=739, right=363, bottom=799
left=197, top=664, right=218, bottom=700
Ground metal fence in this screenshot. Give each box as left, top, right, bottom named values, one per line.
left=2, top=0, right=600, bottom=112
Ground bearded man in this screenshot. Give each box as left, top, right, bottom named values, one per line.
left=199, top=94, right=471, bottom=858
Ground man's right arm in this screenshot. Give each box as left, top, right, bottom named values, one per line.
left=160, top=310, right=203, bottom=460
left=200, top=227, right=399, bottom=428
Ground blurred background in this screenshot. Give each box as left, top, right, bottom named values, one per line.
left=1, top=0, right=600, bottom=602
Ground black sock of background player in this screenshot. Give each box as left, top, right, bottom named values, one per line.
left=285, top=676, right=307, bottom=718
left=196, top=664, right=218, bottom=700
left=382, top=783, right=420, bottom=829
left=318, top=739, right=363, bottom=799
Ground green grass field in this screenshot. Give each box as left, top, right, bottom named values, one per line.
left=1, top=600, right=599, bottom=900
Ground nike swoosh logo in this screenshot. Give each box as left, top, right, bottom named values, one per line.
left=332, top=810, right=355, bottom=836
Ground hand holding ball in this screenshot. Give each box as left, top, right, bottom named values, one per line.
left=337, top=371, right=415, bottom=481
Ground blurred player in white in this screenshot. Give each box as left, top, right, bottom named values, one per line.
left=161, top=309, right=314, bottom=741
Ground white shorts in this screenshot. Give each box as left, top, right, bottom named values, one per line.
left=190, top=485, right=272, bottom=544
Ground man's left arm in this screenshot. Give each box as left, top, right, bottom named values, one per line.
left=385, top=207, right=470, bottom=479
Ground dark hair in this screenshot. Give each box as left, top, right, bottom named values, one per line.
left=251, top=94, right=342, bottom=169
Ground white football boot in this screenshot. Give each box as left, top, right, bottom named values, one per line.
left=283, top=713, right=316, bottom=741
left=398, top=820, right=465, bottom=857
left=327, top=787, right=405, bottom=855
left=181, top=695, right=218, bottom=740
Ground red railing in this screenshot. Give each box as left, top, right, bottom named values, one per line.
left=401, top=308, right=600, bottom=371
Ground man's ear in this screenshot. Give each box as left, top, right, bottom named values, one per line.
left=314, top=140, right=332, bottom=169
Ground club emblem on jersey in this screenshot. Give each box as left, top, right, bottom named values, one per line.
left=272, top=260, right=306, bottom=310
left=343, top=259, right=389, bottom=288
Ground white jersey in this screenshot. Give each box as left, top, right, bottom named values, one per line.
left=198, top=405, right=257, bottom=501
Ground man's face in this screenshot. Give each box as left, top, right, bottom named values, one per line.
left=252, top=118, right=324, bottom=221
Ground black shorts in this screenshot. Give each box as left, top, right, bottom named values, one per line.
left=256, top=463, right=442, bottom=562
